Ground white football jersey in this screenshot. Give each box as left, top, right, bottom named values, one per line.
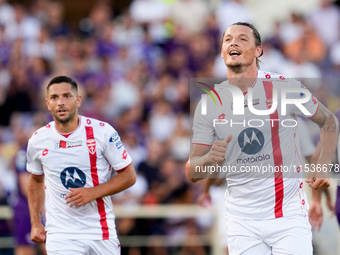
left=192, top=71, right=319, bottom=220
left=27, top=116, right=132, bottom=240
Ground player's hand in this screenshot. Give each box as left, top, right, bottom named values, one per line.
left=206, top=135, right=232, bottom=164
left=305, top=177, right=330, bottom=190
left=308, top=200, right=323, bottom=231
left=65, top=187, right=96, bottom=207
left=31, top=223, right=46, bottom=243
left=197, top=192, right=212, bottom=207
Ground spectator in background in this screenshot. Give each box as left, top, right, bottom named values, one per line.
left=10, top=119, right=46, bottom=255
left=27, top=57, right=51, bottom=91
left=0, top=64, right=34, bottom=126
left=5, top=4, right=40, bottom=42
left=308, top=0, right=340, bottom=48
left=149, top=100, right=177, bottom=142
left=86, top=0, right=112, bottom=36
left=138, top=139, right=165, bottom=191
left=215, top=0, right=251, bottom=34
left=0, top=139, right=14, bottom=255
left=258, top=39, right=287, bottom=74
left=29, top=0, right=50, bottom=25
left=324, top=41, right=340, bottom=95
left=0, top=0, right=14, bottom=28
left=45, top=1, right=69, bottom=37
left=129, top=0, right=169, bottom=43
left=169, top=0, right=209, bottom=35
left=25, top=25, right=56, bottom=61
left=282, top=15, right=326, bottom=64
left=0, top=25, right=11, bottom=66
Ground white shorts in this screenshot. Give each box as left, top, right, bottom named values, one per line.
left=226, top=214, right=312, bottom=255
left=210, top=185, right=229, bottom=248
left=46, top=237, right=121, bottom=255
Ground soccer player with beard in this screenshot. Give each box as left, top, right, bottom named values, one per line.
left=187, top=22, right=339, bottom=255
left=27, top=76, right=136, bottom=255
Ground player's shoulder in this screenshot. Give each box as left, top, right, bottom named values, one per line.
left=81, top=115, right=109, bottom=128
left=81, top=115, right=117, bottom=136
left=29, top=121, right=55, bottom=142
left=258, top=70, right=289, bottom=81
left=258, top=70, right=301, bottom=88
left=214, top=80, right=239, bottom=97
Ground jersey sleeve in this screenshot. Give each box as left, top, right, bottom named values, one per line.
left=289, top=80, right=319, bottom=117
left=103, top=125, right=132, bottom=171
left=191, top=99, right=215, bottom=146
left=26, top=138, right=44, bottom=175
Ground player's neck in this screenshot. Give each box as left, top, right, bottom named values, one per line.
left=54, top=115, right=80, bottom=134
left=226, top=65, right=258, bottom=91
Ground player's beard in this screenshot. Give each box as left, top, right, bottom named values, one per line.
left=54, top=109, right=76, bottom=124
left=227, top=61, right=252, bottom=74
left=226, top=56, right=253, bottom=73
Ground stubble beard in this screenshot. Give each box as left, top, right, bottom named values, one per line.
left=226, top=57, right=252, bottom=74
left=226, top=61, right=252, bottom=74
left=227, top=63, right=243, bottom=74
left=54, top=110, right=76, bottom=124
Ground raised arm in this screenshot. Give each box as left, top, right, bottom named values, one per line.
left=307, top=103, right=339, bottom=189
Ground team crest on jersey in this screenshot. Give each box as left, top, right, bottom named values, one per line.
left=265, top=98, right=273, bottom=108
left=87, top=138, right=96, bottom=154
left=55, top=140, right=82, bottom=149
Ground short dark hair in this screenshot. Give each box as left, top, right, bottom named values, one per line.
left=222, top=22, right=263, bottom=69
left=47, top=76, right=78, bottom=93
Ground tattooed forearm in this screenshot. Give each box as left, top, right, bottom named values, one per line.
left=325, top=121, right=337, bottom=133
left=312, top=104, right=339, bottom=134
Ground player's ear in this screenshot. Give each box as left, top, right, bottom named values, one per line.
left=255, top=45, right=263, bottom=58
left=77, top=95, right=82, bottom=108
left=46, top=98, right=51, bottom=110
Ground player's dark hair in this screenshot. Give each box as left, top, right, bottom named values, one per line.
left=222, top=22, right=263, bottom=69
left=47, top=76, right=78, bottom=93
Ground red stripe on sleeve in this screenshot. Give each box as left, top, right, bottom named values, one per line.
left=115, top=162, right=133, bottom=172
left=85, top=126, right=109, bottom=239
left=192, top=143, right=212, bottom=146
left=263, top=81, right=284, bottom=218
left=308, top=103, right=319, bottom=119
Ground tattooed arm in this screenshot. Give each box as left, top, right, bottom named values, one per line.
left=307, top=103, right=339, bottom=189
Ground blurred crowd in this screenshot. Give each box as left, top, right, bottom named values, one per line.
left=0, top=0, right=340, bottom=254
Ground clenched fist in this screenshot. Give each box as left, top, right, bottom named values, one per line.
left=206, top=135, right=232, bottom=164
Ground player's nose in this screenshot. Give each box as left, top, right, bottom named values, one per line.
left=57, top=97, right=65, bottom=106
